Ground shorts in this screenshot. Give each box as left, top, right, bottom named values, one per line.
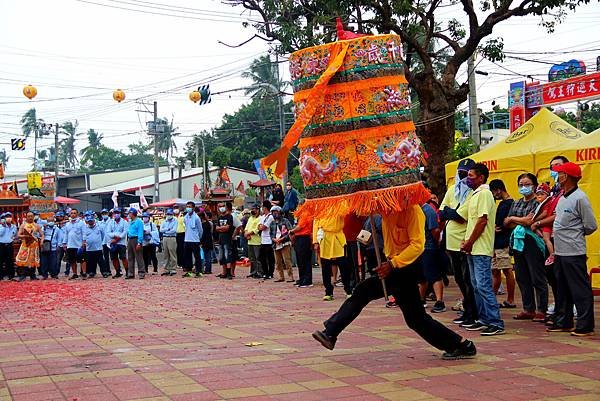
left=492, top=248, right=513, bottom=270
left=219, top=242, right=233, bottom=265
left=420, top=249, right=443, bottom=284
left=66, top=248, right=85, bottom=264
left=109, top=244, right=127, bottom=260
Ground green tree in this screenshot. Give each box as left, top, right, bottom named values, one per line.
left=154, top=118, right=178, bottom=160
left=241, top=55, right=284, bottom=98
left=80, top=129, right=104, bottom=167
left=59, top=120, right=80, bottom=172
left=0, top=149, right=9, bottom=166
left=211, top=146, right=232, bottom=167
left=227, top=0, right=591, bottom=193
left=562, top=102, right=600, bottom=133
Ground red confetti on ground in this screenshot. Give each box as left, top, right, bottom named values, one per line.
left=0, top=281, right=90, bottom=304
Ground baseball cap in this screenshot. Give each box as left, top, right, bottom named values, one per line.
left=457, top=158, right=476, bottom=172
left=128, top=208, right=138, bottom=215
left=141, top=212, right=150, bottom=218
left=535, top=183, right=551, bottom=195
left=553, top=162, right=581, bottom=178
left=166, top=208, right=174, bottom=215
left=3, top=212, right=12, bottom=217
left=84, top=215, right=95, bottom=222
left=101, top=208, right=109, bottom=213
left=270, top=205, right=282, bottom=212
left=113, top=208, right=121, bottom=214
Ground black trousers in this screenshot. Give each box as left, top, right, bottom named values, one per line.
left=259, top=244, right=275, bottom=278
left=183, top=242, right=202, bottom=273
left=363, top=247, right=385, bottom=277
left=513, top=236, right=548, bottom=313
left=321, top=256, right=353, bottom=296
left=101, top=244, right=111, bottom=275
left=345, top=241, right=360, bottom=288
left=449, top=250, right=478, bottom=322
left=143, top=245, right=158, bottom=272
left=294, top=235, right=313, bottom=285
left=324, top=263, right=463, bottom=352
left=86, top=250, right=103, bottom=276
left=553, top=255, right=595, bottom=332
left=0, top=243, right=15, bottom=279
left=176, top=232, right=185, bottom=267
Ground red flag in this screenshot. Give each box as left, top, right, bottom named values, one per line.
left=139, top=186, right=149, bottom=209
left=219, top=168, right=231, bottom=184
left=193, top=183, right=200, bottom=198
left=236, top=180, right=246, bottom=195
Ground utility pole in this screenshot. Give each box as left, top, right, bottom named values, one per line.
left=196, top=136, right=206, bottom=194
left=467, top=54, right=481, bottom=150
left=54, top=123, right=59, bottom=197
left=152, top=101, right=160, bottom=202
left=274, top=53, right=287, bottom=185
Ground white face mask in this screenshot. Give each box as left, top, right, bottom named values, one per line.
left=219, top=207, right=227, bottom=213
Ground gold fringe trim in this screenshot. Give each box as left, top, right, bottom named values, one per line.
left=295, top=182, right=430, bottom=220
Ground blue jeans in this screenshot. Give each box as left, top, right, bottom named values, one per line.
left=40, top=250, right=58, bottom=278
left=467, top=255, right=504, bottom=329
left=203, top=248, right=213, bottom=273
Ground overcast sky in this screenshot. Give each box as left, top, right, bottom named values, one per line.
left=1, top=0, right=599, bottom=173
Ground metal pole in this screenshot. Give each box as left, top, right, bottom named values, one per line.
left=468, top=54, right=481, bottom=150
left=54, top=123, right=59, bottom=197
left=369, top=215, right=389, bottom=301
left=33, top=125, right=38, bottom=170
left=274, top=53, right=287, bottom=185
left=177, top=162, right=182, bottom=198
left=201, top=136, right=206, bottom=195
left=153, top=101, right=160, bottom=202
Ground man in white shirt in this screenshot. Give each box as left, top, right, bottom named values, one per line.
left=258, top=200, right=275, bottom=279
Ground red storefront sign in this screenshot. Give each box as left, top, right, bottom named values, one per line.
left=541, top=71, right=600, bottom=105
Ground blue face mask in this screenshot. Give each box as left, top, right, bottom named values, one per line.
left=550, top=170, right=559, bottom=182
left=47, top=222, right=55, bottom=228
left=102, top=215, right=109, bottom=221
left=166, top=215, right=173, bottom=220
left=114, top=213, right=121, bottom=220
left=519, top=185, right=534, bottom=196
left=186, top=207, right=193, bottom=214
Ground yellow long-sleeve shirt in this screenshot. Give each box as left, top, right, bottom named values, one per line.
left=176, top=215, right=186, bottom=234
left=313, top=215, right=346, bottom=260
left=382, top=204, right=426, bottom=269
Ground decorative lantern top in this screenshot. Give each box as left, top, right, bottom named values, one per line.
left=113, top=89, right=125, bottom=103
left=23, top=84, right=37, bottom=100
left=189, top=90, right=201, bottom=103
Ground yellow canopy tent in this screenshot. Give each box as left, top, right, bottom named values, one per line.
left=445, top=108, right=585, bottom=197
left=537, top=128, right=600, bottom=283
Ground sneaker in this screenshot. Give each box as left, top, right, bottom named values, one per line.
left=161, top=272, right=171, bottom=276
left=299, top=284, right=313, bottom=288
left=69, top=274, right=79, bottom=280
left=334, top=279, right=343, bottom=287
left=431, top=301, right=446, bottom=313
left=464, top=322, right=487, bottom=331
left=87, top=273, right=95, bottom=278
left=346, top=293, right=352, bottom=299
left=312, top=330, right=336, bottom=350
left=452, top=300, right=464, bottom=312
left=459, top=320, right=476, bottom=328
left=323, top=295, right=334, bottom=301
left=442, top=340, right=477, bottom=360
left=113, top=272, right=123, bottom=278
left=203, top=271, right=212, bottom=274
left=570, top=330, right=594, bottom=337
left=182, top=272, right=194, bottom=278
left=139, top=275, right=145, bottom=279
left=194, top=272, right=203, bottom=278
left=274, top=279, right=285, bottom=282
left=546, top=325, right=574, bottom=333
left=545, top=254, right=555, bottom=266
left=453, top=316, right=466, bottom=325
left=532, top=312, right=546, bottom=322
left=30, top=275, right=39, bottom=280
left=385, top=300, right=397, bottom=308
left=481, top=326, right=505, bottom=336
left=14, top=276, right=26, bottom=282
left=169, top=272, right=177, bottom=276
left=125, top=276, right=134, bottom=280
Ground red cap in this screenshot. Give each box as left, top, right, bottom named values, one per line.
left=535, top=183, right=551, bottom=194
left=553, top=162, right=581, bottom=178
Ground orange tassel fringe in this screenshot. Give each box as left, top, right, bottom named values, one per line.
left=295, top=182, right=431, bottom=220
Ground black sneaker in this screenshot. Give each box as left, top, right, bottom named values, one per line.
left=431, top=301, right=446, bottom=313
left=30, top=275, right=39, bottom=280
left=312, top=330, right=336, bottom=350
left=464, top=322, right=487, bottom=331
left=481, top=326, right=505, bottom=336
left=453, top=316, right=466, bottom=325
left=160, top=272, right=171, bottom=276
left=125, top=276, right=134, bottom=280
left=442, top=340, right=477, bottom=360
left=69, top=274, right=79, bottom=280
left=113, top=272, right=123, bottom=278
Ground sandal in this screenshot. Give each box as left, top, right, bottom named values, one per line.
left=500, top=301, right=517, bottom=309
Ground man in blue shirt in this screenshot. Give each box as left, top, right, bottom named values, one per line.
left=183, top=201, right=203, bottom=278
left=106, top=208, right=128, bottom=278
left=63, top=208, right=87, bottom=280
left=83, top=215, right=105, bottom=278
left=159, top=208, right=178, bottom=276
left=97, top=208, right=112, bottom=278
left=40, top=216, right=63, bottom=279
left=0, top=212, right=18, bottom=280
left=126, top=208, right=145, bottom=279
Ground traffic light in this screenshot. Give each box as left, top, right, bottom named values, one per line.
left=11, top=138, right=25, bottom=150
left=198, top=85, right=211, bottom=105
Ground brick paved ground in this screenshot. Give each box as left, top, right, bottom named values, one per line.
left=1, top=265, right=599, bottom=401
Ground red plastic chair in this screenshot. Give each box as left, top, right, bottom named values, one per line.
left=590, top=267, right=600, bottom=296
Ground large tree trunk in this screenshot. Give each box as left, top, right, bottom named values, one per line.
left=411, top=73, right=461, bottom=197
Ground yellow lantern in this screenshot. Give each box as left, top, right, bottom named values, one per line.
left=23, top=84, right=37, bottom=100
left=189, top=90, right=201, bottom=103
left=113, top=89, right=125, bottom=103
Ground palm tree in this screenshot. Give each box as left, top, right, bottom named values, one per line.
left=0, top=149, right=9, bottom=166
left=241, top=55, right=285, bottom=99
left=59, top=120, right=80, bottom=172
left=80, top=129, right=104, bottom=167
left=21, top=108, right=50, bottom=166
left=154, top=117, right=178, bottom=161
